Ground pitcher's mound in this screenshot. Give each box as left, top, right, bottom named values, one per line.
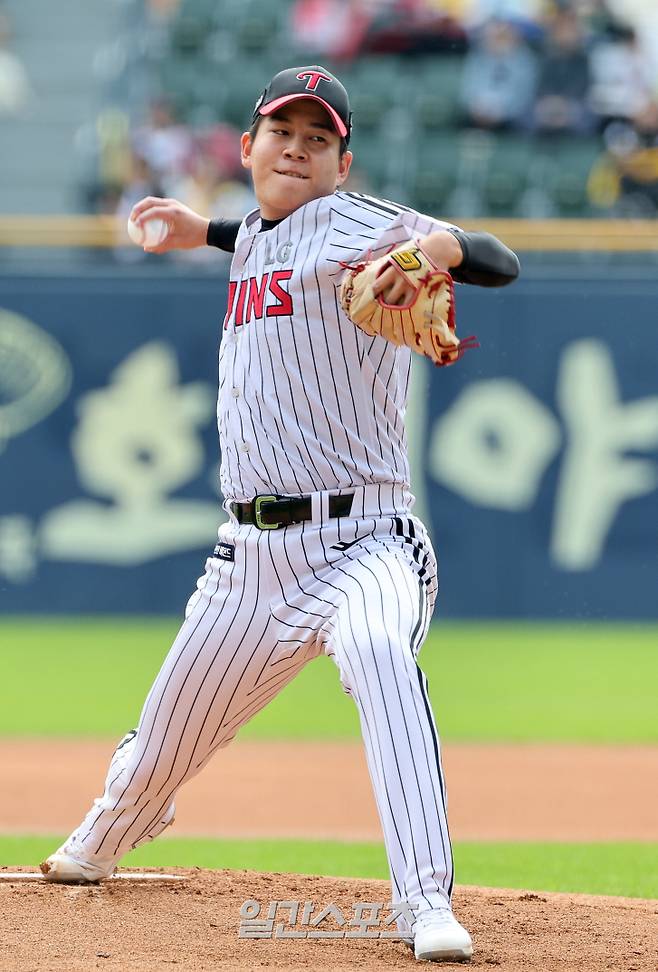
left=0, top=867, right=655, bottom=971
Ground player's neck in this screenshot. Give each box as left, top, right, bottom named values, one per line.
left=259, top=216, right=284, bottom=232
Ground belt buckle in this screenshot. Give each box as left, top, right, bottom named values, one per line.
left=254, top=494, right=280, bottom=530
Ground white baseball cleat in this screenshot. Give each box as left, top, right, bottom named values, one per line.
left=39, top=850, right=115, bottom=883
left=40, top=802, right=176, bottom=883
left=413, top=908, right=473, bottom=962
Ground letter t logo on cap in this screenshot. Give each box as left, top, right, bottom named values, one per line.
left=296, top=70, right=333, bottom=92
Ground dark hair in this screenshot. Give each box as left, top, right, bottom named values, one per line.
left=249, top=114, right=348, bottom=157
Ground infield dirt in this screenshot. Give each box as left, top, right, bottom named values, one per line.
left=2, top=739, right=657, bottom=840
left=1, top=867, right=656, bottom=972
left=3, top=741, right=658, bottom=970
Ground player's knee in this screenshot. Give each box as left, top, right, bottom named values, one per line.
left=348, top=629, right=413, bottom=678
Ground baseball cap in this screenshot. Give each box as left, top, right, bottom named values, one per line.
left=253, top=66, right=352, bottom=143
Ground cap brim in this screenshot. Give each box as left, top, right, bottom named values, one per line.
left=259, top=94, right=348, bottom=138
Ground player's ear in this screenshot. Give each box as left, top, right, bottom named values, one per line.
left=240, top=131, right=253, bottom=170
left=336, top=150, right=353, bottom=187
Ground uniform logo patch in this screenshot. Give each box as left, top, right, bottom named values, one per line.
left=213, top=542, right=235, bottom=562
left=391, top=248, right=422, bottom=272
left=331, top=534, right=371, bottom=552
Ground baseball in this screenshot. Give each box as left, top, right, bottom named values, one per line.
left=126, top=216, right=169, bottom=248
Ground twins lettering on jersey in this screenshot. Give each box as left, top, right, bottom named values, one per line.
left=223, top=270, right=294, bottom=328
left=223, top=239, right=295, bottom=329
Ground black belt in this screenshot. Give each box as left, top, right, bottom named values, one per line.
left=230, top=493, right=354, bottom=529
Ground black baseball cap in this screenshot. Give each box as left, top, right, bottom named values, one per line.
left=252, top=66, right=352, bottom=143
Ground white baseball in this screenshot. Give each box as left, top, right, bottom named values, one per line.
left=126, top=216, right=169, bottom=248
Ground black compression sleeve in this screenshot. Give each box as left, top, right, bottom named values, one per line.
left=206, top=218, right=241, bottom=252
left=448, top=230, right=520, bottom=287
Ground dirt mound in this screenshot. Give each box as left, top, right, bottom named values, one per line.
left=1, top=867, right=656, bottom=971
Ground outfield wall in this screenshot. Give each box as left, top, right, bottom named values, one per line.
left=1, top=256, right=657, bottom=618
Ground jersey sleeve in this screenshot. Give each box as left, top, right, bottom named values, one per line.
left=372, top=211, right=461, bottom=256
left=325, top=197, right=461, bottom=281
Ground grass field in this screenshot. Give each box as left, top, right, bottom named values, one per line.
left=3, top=836, right=656, bottom=899
left=1, top=619, right=657, bottom=741
left=2, top=618, right=657, bottom=900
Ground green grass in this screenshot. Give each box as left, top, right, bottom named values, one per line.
left=3, top=836, right=656, bottom=899
left=1, top=619, right=657, bottom=741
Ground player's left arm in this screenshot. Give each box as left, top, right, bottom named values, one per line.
left=445, top=229, right=520, bottom=287
left=339, top=225, right=521, bottom=367
left=373, top=229, right=519, bottom=307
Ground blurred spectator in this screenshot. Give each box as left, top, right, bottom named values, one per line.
left=140, top=0, right=183, bottom=58
left=83, top=0, right=658, bottom=222
left=147, top=0, right=181, bottom=22
left=572, top=0, right=619, bottom=36
left=426, top=0, right=471, bottom=14
left=291, top=0, right=468, bottom=60
left=0, top=12, right=30, bottom=116
left=290, top=0, right=373, bottom=61
left=605, top=0, right=658, bottom=77
left=117, top=154, right=166, bottom=216
left=588, top=22, right=654, bottom=131
left=587, top=107, right=658, bottom=215
left=359, top=0, right=468, bottom=56
left=114, top=153, right=167, bottom=260
left=199, top=124, right=243, bottom=182
left=163, top=124, right=256, bottom=264
left=181, top=125, right=248, bottom=215
left=464, top=0, right=544, bottom=40
left=460, top=19, right=538, bottom=131
left=79, top=108, right=133, bottom=216
left=131, top=99, right=195, bottom=187
left=533, top=9, right=592, bottom=135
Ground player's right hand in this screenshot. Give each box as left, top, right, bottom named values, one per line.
left=129, top=197, right=210, bottom=253
left=372, top=264, right=416, bottom=306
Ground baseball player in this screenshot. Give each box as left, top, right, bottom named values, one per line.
left=41, top=66, right=519, bottom=963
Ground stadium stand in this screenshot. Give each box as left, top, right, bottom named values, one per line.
left=0, top=0, right=122, bottom=213
left=2, top=0, right=658, bottom=221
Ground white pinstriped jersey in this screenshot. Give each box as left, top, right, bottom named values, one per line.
left=217, top=191, right=458, bottom=503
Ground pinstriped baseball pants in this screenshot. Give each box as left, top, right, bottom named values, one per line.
left=66, top=495, right=453, bottom=922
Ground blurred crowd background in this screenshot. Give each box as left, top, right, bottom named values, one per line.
left=2, top=0, right=658, bottom=253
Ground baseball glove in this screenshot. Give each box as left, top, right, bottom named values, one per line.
left=339, top=240, right=477, bottom=367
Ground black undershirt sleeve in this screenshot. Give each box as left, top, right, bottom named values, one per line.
left=206, top=218, right=241, bottom=252
left=447, top=230, right=520, bottom=287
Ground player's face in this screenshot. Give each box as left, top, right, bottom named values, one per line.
left=241, top=100, right=353, bottom=220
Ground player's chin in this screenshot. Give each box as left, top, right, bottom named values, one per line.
left=266, top=179, right=321, bottom=210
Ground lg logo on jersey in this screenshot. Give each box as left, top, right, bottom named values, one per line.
left=264, top=240, right=293, bottom=266
left=224, top=271, right=294, bottom=328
